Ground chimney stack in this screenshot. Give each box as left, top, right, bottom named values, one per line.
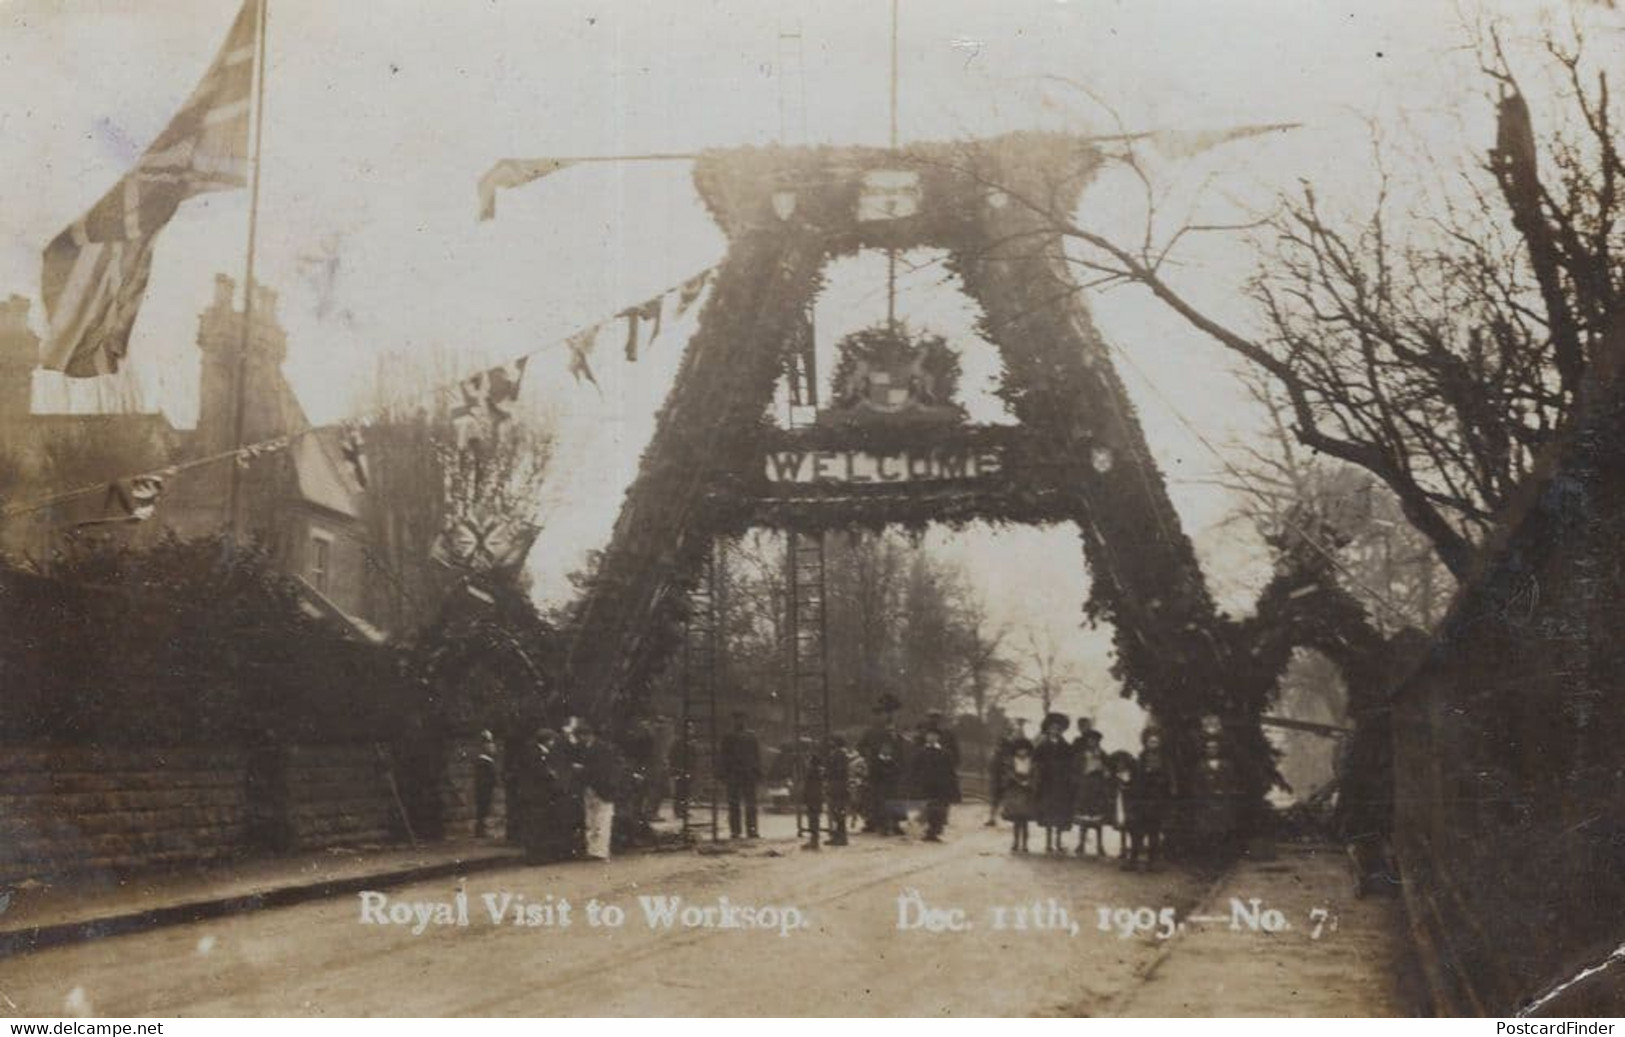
left=0, top=295, right=38, bottom=422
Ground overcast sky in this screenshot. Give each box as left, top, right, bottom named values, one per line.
left=0, top=0, right=1592, bottom=734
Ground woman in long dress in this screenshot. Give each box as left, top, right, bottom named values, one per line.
left=1033, top=713, right=1074, bottom=854
left=518, top=729, right=576, bottom=864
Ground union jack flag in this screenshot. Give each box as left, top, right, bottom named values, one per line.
left=40, top=2, right=257, bottom=378
left=450, top=357, right=529, bottom=450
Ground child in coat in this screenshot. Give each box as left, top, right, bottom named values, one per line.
left=1001, top=742, right=1038, bottom=853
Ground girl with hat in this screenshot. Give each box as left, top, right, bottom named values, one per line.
left=1000, top=739, right=1037, bottom=852
left=1072, top=728, right=1113, bottom=857
left=1034, top=712, right=1074, bottom=854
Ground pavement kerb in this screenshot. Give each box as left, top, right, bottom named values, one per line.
left=1087, top=859, right=1238, bottom=1018
left=0, top=850, right=522, bottom=961
left=0, top=826, right=761, bottom=961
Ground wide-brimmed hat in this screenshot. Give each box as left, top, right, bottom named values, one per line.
left=1081, top=729, right=1104, bottom=744
left=874, top=693, right=903, bottom=714
left=1041, top=712, right=1069, bottom=733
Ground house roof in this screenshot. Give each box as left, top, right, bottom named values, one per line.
left=292, top=428, right=362, bottom=519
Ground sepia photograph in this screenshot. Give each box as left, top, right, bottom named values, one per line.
left=0, top=0, right=1623, bottom=1020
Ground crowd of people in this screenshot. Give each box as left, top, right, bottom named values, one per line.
left=476, top=719, right=658, bottom=865
left=803, top=700, right=1185, bottom=870
left=844, top=695, right=964, bottom=843
left=473, top=700, right=1228, bottom=873
left=988, top=712, right=1173, bottom=870
left=683, top=701, right=964, bottom=849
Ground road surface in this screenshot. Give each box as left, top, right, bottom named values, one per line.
left=0, top=822, right=1410, bottom=1016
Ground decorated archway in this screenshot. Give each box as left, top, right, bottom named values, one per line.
left=561, top=132, right=1249, bottom=805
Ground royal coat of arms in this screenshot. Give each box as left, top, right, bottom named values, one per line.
left=821, top=324, right=965, bottom=425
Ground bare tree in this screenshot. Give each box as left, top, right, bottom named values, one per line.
left=1010, top=628, right=1082, bottom=716
left=1220, top=371, right=1456, bottom=632
left=964, top=22, right=1623, bottom=582
left=943, top=584, right=1019, bottom=721
left=715, top=530, right=1026, bottom=728
left=824, top=530, right=908, bottom=723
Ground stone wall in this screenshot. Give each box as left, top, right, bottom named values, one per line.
left=0, top=738, right=524, bottom=882
left=0, top=745, right=249, bottom=884
left=284, top=744, right=399, bottom=850
left=0, top=740, right=508, bottom=883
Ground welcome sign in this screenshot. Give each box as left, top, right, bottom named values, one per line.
left=764, top=444, right=1004, bottom=485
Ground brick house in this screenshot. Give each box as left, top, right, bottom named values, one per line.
left=0, top=275, right=380, bottom=639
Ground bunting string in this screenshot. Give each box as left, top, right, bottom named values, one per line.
left=0, top=266, right=717, bottom=525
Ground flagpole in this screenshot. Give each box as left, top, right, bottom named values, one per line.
left=886, top=0, right=899, bottom=332
left=227, top=0, right=270, bottom=542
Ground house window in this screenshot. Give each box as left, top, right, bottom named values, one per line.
left=308, top=531, right=332, bottom=594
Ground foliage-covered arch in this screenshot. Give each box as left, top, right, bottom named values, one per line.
left=562, top=132, right=1403, bottom=830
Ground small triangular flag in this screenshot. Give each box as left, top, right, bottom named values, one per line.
left=675, top=269, right=713, bottom=319
left=567, top=327, right=602, bottom=392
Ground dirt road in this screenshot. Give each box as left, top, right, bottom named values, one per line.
left=0, top=825, right=1408, bottom=1016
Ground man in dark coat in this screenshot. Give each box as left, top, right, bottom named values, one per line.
left=718, top=711, right=762, bottom=838
left=1124, top=729, right=1172, bottom=871
left=800, top=739, right=824, bottom=851
left=474, top=730, right=498, bottom=838
left=1335, top=710, right=1397, bottom=896
left=825, top=735, right=850, bottom=846
left=669, top=718, right=698, bottom=823
left=621, top=719, right=657, bottom=824
left=858, top=694, right=906, bottom=835
left=919, top=709, right=962, bottom=802
left=913, top=730, right=959, bottom=842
